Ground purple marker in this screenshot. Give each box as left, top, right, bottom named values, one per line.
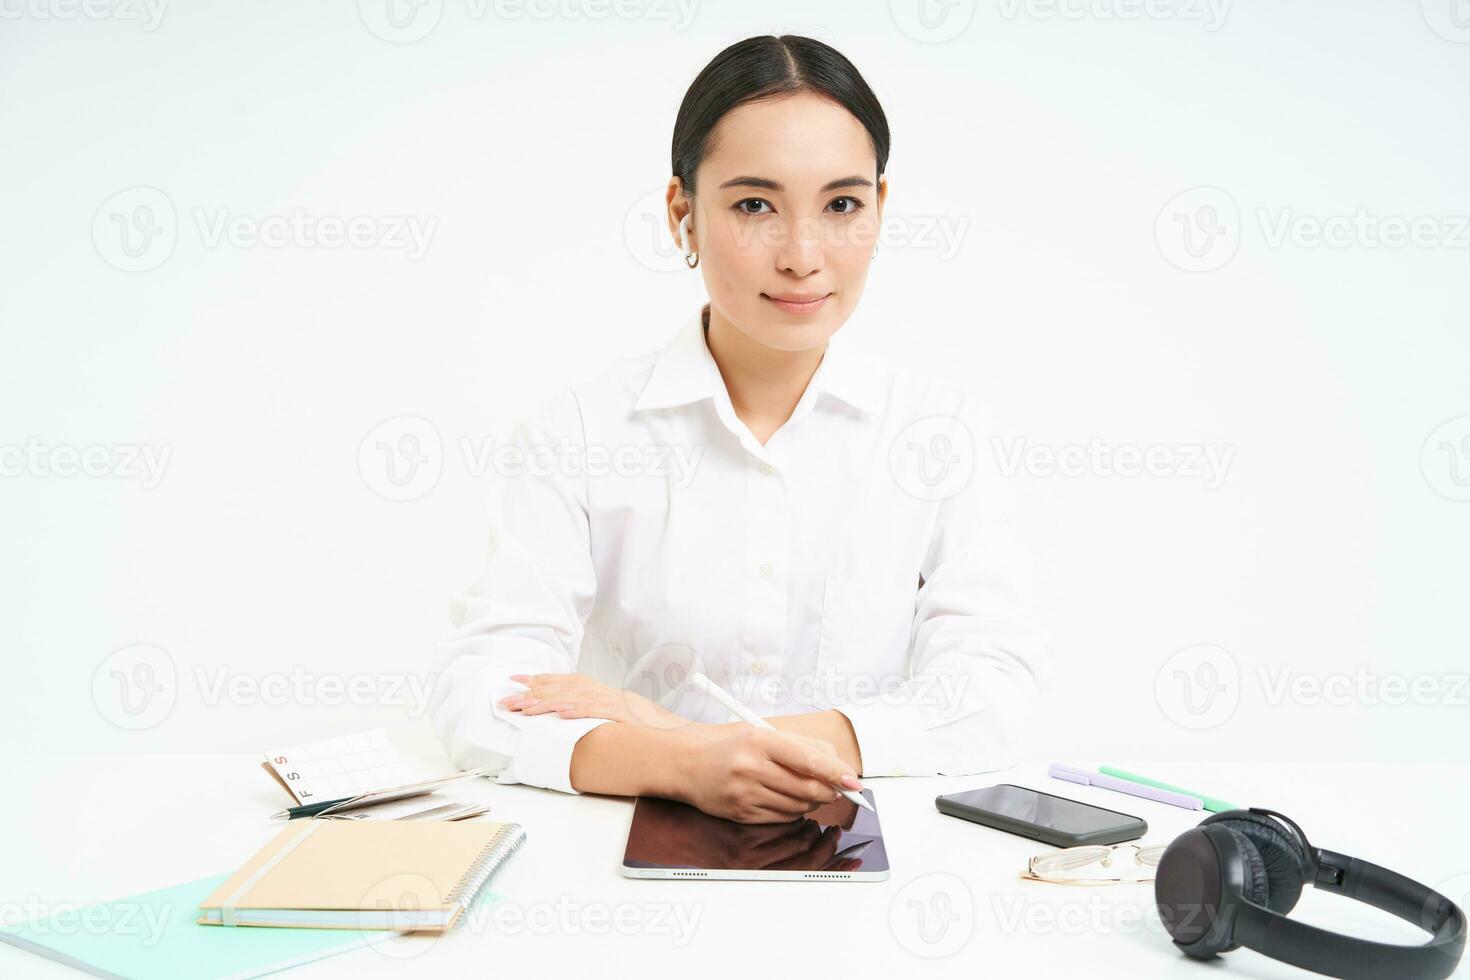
left=1049, top=763, right=1204, bottom=810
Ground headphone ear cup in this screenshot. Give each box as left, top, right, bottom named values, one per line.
left=1222, top=827, right=1270, bottom=908
left=1202, top=811, right=1308, bottom=914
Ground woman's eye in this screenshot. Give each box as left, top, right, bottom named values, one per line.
left=734, top=199, right=772, bottom=215
left=828, top=196, right=865, bottom=215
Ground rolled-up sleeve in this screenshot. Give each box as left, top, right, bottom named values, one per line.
left=427, top=389, right=612, bottom=794
left=837, top=387, right=1052, bottom=776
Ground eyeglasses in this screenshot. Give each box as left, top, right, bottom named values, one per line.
left=1022, top=842, right=1166, bottom=885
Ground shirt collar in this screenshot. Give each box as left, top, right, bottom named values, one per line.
left=633, top=302, right=886, bottom=418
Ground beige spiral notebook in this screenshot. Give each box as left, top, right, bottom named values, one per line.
left=198, top=820, right=526, bottom=932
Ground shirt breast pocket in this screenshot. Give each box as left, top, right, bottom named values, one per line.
left=815, top=576, right=916, bottom=702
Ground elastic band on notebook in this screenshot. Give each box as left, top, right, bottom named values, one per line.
left=221, top=820, right=323, bottom=926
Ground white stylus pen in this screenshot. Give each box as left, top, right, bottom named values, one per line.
left=688, top=672, right=874, bottom=812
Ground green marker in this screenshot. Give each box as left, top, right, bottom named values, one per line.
left=1099, top=766, right=1238, bottom=813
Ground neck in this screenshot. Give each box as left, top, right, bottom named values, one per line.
left=703, top=303, right=826, bottom=434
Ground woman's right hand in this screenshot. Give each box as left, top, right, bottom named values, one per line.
left=680, top=725, right=863, bottom=823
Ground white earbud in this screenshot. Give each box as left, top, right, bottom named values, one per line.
left=677, top=213, right=692, bottom=254
left=676, top=213, right=698, bottom=268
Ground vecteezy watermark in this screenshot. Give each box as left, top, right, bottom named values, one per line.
left=0, top=897, right=172, bottom=947
left=1157, top=186, right=1470, bottom=272
left=1256, top=666, right=1470, bottom=708
left=192, top=665, right=440, bottom=717
left=92, top=644, right=178, bottom=730
left=722, top=667, right=972, bottom=723
left=1156, top=186, right=1240, bottom=273
left=474, top=895, right=702, bottom=944
left=0, top=438, right=172, bottom=489
left=621, top=188, right=969, bottom=273
left=356, top=0, right=698, bottom=43
left=888, top=0, right=976, bottom=44
left=996, top=0, right=1229, bottom=30
left=721, top=212, right=970, bottom=261
left=1256, top=208, right=1470, bottom=251
left=1421, top=0, right=1470, bottom=43
left=91, top=646, right=443, bottom=730
left=890, top=414, right=977, bottom=502
left=357, top=414, right=705, bottom=503
left=0, top=0, right=168, bottom=30
left=992, top=436, right=1235, bottom=489
left=1155, top=644, right=1469, bottom=730
left=192, top=208, right=436, bottom=260
left=889, top=872, right=975, bottom=958
left=988, top=894, right=1176, bottom=938
left=1154, top=643, right=1240, bottom=730
left=1421, top=416, right=1470, bottom=502
left=360, top=872, right=702, bottom=961
left=92, top=187, right=437, bottom=272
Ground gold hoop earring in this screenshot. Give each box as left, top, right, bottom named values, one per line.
left=684, top=251, right=699, bottom=269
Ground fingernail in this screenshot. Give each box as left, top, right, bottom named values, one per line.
left=519, top=698, right=540, bottom=708
left=509, top=674, right=530, bottom=681
left=841, top=775, right=862, bottom=789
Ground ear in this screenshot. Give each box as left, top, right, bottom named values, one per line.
left=666, top=176, right=693, bottom=250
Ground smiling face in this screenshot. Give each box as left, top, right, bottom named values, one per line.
left=668, top=90, right=887, bottom=353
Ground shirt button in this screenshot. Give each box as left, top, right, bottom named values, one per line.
left=758, top=561, right=773, bottom=579
left=759, top=462, right=774, bottom=475
left=750, top=661, right=766, bottom=674
left=893, top=766, right=908, bottom=777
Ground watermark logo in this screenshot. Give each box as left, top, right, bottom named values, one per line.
left=623, top=189, right=685, bottom=273
left=1422, top=416, right=1470, bottom=502
left=358, top=0, right=444, bottom=42
left=92, top=187, right=177, bottom=273
left=1154, top=643, right=1239, bottom=730
left=1156, top=186, right=1239, bottom=272
left=889, top=0, right=975, bottom=43
left=360, top=872, right=447, bottom=959
left=889, top=872, right=975, bottom=957
left=1421, top=0, right=1470, bottom=42
left=358, top=415, right=444, bottom=502
left=890, top=414, right=976, bottom=501
left=92, top=644, right=177, bottom=730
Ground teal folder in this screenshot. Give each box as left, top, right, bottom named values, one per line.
left=0, top=873, right=397, bottom=980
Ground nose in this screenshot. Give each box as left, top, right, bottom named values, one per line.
left=775, top=214, right=824, bottom=278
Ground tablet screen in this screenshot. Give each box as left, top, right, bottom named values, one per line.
left=622, top=789, right=888, bottom=875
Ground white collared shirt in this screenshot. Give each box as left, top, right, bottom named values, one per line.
left=429, top=303, right=1050, bottom=793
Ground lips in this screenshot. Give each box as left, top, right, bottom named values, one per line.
left=762, top=292, right=831, bottom=314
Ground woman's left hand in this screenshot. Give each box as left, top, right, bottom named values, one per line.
left=499, top=672, right=696, bottom=731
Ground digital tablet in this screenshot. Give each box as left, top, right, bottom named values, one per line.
left=621, top=788, right=888, bottom=881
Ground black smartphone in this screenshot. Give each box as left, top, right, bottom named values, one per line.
left=935, top=783, right=1147, bottom=848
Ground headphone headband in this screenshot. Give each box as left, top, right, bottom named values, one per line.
left=1230, top=847, right=1466, bottom=980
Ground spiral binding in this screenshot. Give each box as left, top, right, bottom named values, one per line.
left=445, top=823, right=527, bottom=911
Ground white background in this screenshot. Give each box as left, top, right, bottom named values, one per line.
left=2, top=0, right=1468, bottom=768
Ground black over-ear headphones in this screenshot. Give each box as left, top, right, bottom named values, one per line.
left=1154, top=807, right=1466, bottom=979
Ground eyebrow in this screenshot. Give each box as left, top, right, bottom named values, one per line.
left=717, top=175, right=874, bottom=193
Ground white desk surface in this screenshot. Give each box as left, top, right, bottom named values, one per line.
left=3, top=756, right=1466, bottom=979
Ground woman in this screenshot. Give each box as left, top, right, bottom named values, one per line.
left=430, top=35, right=1049, bottom=824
